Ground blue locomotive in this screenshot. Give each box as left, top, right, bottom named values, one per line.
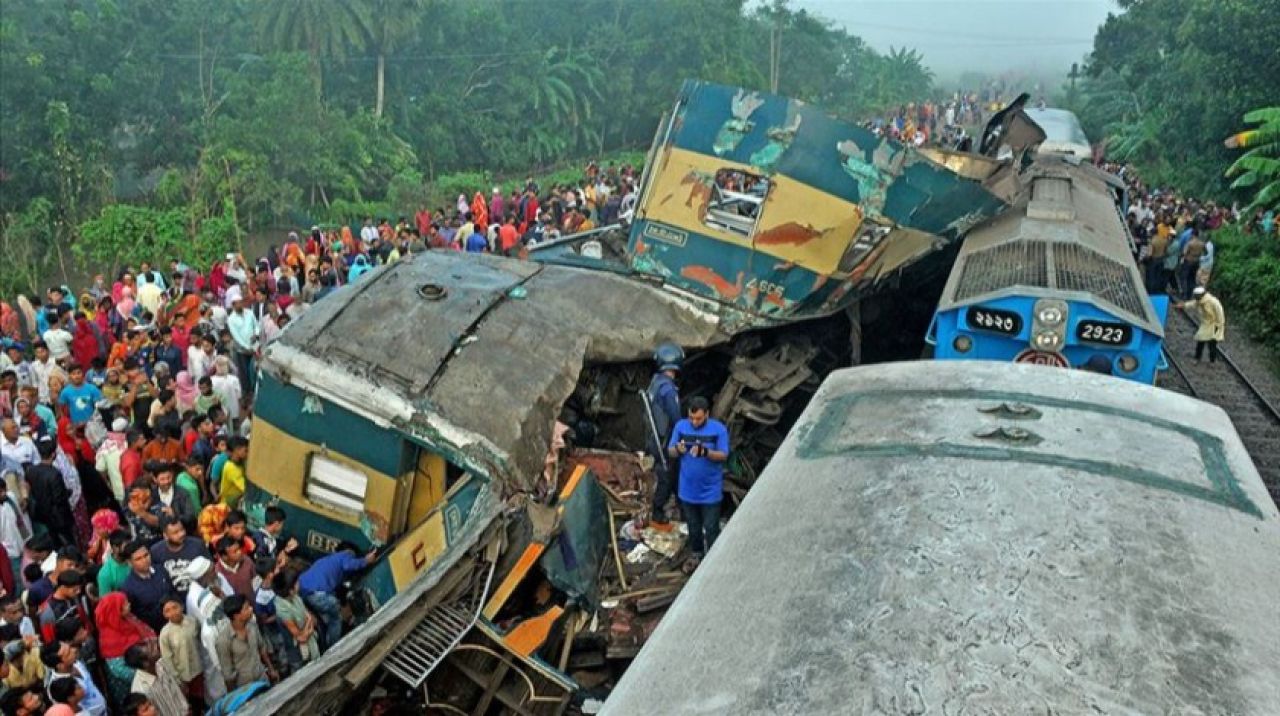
left=928, top=153, right=1168, bottom=383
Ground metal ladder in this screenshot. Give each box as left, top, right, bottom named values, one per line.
left=382, top=560, right=496, bottom=688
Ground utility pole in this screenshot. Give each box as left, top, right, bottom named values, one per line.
left=1068, top=62, right=1080, bottom=92
left=769, top=0, right=784, bottom=93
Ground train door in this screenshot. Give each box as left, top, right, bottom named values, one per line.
left=391, top=446, right=448, bottom=535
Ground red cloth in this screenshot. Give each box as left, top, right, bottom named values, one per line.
left=415, top=210, right=432, bottom=237
left=499, top=224, right=519, bottom=252
left=71, top=317, right=100, bottom=369
left=209, top=263, right=227, bottom=297
left=96, top=592, right=156, bottom=659
left=0, top=544, right=13, bottom=596
left=121, top=449, right=143, bottom=490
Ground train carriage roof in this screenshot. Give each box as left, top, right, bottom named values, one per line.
left=262, top=252, right=728, bottom=489
left=604, top=361, right=1280, bottom=715
left=937, top=157, right=1162, bottom=335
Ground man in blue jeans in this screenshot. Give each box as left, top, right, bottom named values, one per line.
left=297, top=544, right=376, bottom=651
left=666, top=396, right=729, bottom=563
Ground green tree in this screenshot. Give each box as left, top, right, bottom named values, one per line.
left=1224, top=107, right=1280, bottom=212
left=256, top=0, right=371, bottom=98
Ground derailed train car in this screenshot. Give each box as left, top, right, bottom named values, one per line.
left=928, top=111, right=1169, bottom=383
left=237, top=86, right=1050, bottom=713
left=534, top=80, right=1041, bottom=330
left=606, top=361, right=1280, bottom=714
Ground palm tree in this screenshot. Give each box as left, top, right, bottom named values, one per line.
left=365, top=0, right=429, bottom=117
left=1225, top=107, right=1280, bottom=212
left=256, top=0, right=371, bottom=99
left=528, top=49, right=605, bottom=154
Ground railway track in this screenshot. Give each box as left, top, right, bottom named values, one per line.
left=1159, top=297, right=1280, bottom=508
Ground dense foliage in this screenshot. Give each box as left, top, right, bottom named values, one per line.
left=1064, top=0, right=1280, bottom=201
left=1211, top=227, right=1280, bottom=356
left=0, top=1, right=932, bottom=272
left=1224, top=107, right=1280, bottom=213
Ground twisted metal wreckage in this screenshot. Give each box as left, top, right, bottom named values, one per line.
left=239, top=82, right=1048, bottom=714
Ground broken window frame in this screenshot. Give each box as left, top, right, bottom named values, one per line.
left=304, top=452, right=369, bottom=515
left=704, top=169, right=771, bottom=238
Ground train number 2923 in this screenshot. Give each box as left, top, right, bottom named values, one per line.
left=1076, top=320, right=1132, bottom=345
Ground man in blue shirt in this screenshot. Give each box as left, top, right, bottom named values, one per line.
left=298, top=544, right=375, bottom=651
left=121, top=539, right=177, bottom=632
left=665, top=396, right=729, bottom=561
left=464, top=228, right=489, bottom=253
left=57, top=364, right=102, bottom=426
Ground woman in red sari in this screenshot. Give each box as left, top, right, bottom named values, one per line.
left=56, top=414, right=95, bottom=547
left=472, top=191, right=489, bottom=234
left=71, top=314, right=101, bottom=369
left=97, top=592, right=157, bottom=703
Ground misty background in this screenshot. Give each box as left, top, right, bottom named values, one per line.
left=796, top=0, right=1116, bottom=88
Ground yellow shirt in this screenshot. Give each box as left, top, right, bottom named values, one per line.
left=220, top=460, right=246, bottom=508
left=2, top=644, right=45, bottom=689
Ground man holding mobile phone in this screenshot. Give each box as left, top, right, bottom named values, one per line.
left=666, top=396, right=729, bottom=563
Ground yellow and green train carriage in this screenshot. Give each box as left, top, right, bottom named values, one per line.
left=242, top=250, right=728, bottom=608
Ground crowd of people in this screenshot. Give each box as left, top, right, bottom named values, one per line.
left=406, top=160, right=640, bottom=257
left=0, top=158, right=645, bottom=715
left=861, top=89, right=1005, bottom=149
left=1108, top=162, right=1232, bottom=362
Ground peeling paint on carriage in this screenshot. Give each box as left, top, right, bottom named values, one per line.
left=613, top=80, right=1026, bottom=326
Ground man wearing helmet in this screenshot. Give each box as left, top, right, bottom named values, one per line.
left=644, top=342, right=684, bottom=527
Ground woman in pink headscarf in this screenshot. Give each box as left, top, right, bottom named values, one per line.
left=174, top=370, right=198, bottom=413
left=116, top=286, right=136, bottom=322
left=87, top=508, right=120, bottom=565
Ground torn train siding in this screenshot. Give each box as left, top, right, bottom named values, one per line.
left=240, top=249, right=733, bottom=662
left=612, top=80, right=1034, bottom=326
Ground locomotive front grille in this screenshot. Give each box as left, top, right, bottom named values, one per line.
left=1052, top=242, right=1147, bottom=320
left=953, top=239, right=1050, bottom=302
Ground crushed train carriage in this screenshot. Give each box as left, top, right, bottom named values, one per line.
left=237, top=84, right=1050, bottom=714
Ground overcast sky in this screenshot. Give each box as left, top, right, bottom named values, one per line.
left=793, top=0, right=1119, bottom=83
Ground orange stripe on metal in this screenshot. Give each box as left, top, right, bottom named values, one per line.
left=559, top=465, right=588, bottom=500
left=482, top=542, right=546, bottom=619
left=503, top=606, right=565, bottom=658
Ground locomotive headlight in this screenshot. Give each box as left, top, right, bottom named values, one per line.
left=1118, top=354, right=1139, bottom=373
left=1034, top=331, right=1061, bottom=350
left=953, top=335, right=973, bottom=353
left=1036, top=306, right=1064, bottom=326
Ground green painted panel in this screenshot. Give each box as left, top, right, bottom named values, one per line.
left=795, top=388, right=1261, bottom=519
left=255, top=372, right=408, bottom=476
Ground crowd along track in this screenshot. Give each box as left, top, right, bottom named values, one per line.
left=1159, top=298, right=1280, bottom=509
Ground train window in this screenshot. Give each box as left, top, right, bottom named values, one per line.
left=704, top=169, right=770, bottom=237
left=305, top=454, right=368, bottom=514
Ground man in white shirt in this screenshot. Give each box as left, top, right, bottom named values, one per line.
left=223, top=280, right=243, bottom=311
left=360, top=217, right=379, bottom=245
left=225, top=299, right=258, bottom=397
left=41, top=316, right=74, bottom=362
left=28, top=342, right=63, bottom=405
left=187, top=334, right=217, bottom=381
left=136, top=279, right=165, bottom=316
